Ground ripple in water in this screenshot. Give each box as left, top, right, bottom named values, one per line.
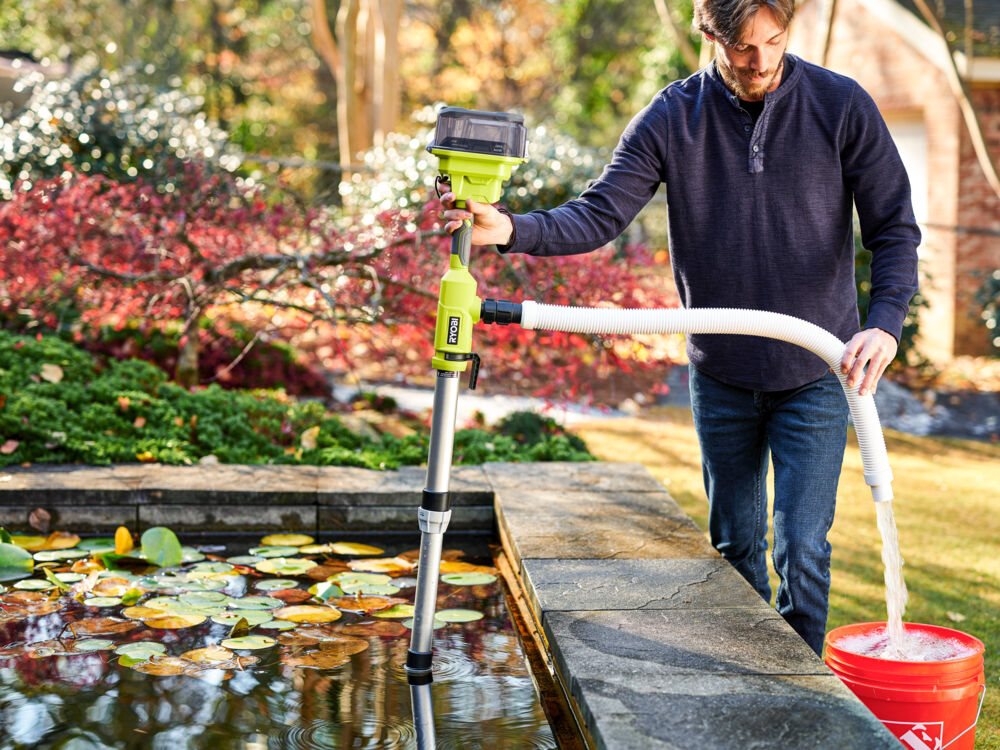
left=269, top=718, right=416, bottom=750
left=386, top=645, right=478, bottom=683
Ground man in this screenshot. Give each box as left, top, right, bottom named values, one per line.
left=439, top=0, right=919, bottom=655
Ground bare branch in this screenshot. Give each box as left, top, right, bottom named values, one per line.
left=654, top=0, right=700, bottom=71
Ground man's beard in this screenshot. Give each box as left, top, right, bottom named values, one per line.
left=718, top=55, right=785, bottom=101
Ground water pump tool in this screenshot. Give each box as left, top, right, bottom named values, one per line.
left=405, top=108, right=527, bottom=708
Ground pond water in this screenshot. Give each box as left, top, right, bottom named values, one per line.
left=0, top=533, right=556, bottom=749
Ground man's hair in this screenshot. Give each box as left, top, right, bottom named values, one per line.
left=693, top=0, right=795, bottom=47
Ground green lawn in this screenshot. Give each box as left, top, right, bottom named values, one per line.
left=574, top=407, right=1000, bottom=749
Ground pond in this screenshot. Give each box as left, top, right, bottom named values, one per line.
left=0, top=531, right=557, bottom=749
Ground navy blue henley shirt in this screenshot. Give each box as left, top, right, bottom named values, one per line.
left=503, top=55, right=920, bottom=391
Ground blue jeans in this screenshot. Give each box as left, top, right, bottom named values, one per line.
left=689, top=365, right=848, bottom=655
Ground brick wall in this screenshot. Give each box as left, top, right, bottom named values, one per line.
left=790, top=0, right=1000, bottom=359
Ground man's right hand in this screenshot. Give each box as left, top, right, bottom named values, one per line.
left=439, top=191, right=514, bottom=247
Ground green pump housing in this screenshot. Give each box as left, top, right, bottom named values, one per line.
left=428, top=107, right=527, bottom=204
left=428, top=107, right=527, bottom=376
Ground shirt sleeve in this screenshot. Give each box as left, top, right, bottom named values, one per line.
left=841, top=84, right=921, bottom=341
left=501, top=98, right=667, bottom=257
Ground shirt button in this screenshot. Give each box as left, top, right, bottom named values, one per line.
left=744, top=125, right=752, bottom=133
left=752, top=144, right=760, bottom=152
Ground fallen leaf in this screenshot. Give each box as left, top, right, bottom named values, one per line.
left=136, top=451, right=156, bottom=463
left=114, top=526, right=134, bottom=555
left=0, top=440, right=18, bottom=455
left=134, top=416, right=146, bottom=429
left=118, top=396, right=131, bottom=411
left=946, top=611, right=967, bottom=623
left=40, top=363, right=63, bottom=383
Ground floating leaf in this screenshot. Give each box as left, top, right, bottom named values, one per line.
left=440, top=572, right=497, bottom=586
left=340, top=582, right=400, bottom=596
left=178, top=591, right=230, bottom=607
left=327, top=596, right=407, bottom=615
left=67, top=617, right=141, bottom=636
left=373, top=604, right=416, bottom=619
left=0, top=542, right=34, bottom=582
left=212, top=610, right=272, bottom=627
left=115, top=527, right=134, bottom=555
left=254, top=579, right=298, bottom=592
left=228, top=616, right=250, bottom=639
left=9, top=535, right=46, bottom=551
left=180, top=547, right=206, bottom=563
left=254, top=558, right=317, bottom=576
left=340, top=621, right=408, bottom=638
left=92, top=577, right=135, bottom=597
left=435, top=609, right=484, bottom=623
left=84, top=597, right=123, bottom=607
left=225, top=555, right=263, bottom=565
left=144, top=614, right=207, bottom=629
left=346, top=556, right=415, bottom=574
left=54, top=572, right=86, bottom=583
left=438, top=561, right=497, bottom=575
left=329, top=542, right=384, bottom=556
left=140, top=527, right=183, bottom=568
left=40, top=363, right=64, bottom=383
left=260, top=534, right=314, bottom=547
left=250, top=546, right=300, bottom=558
left=130, top=657, right=189, bottom=675
left=188, top=562, right=234, bottom=574
left=270, top=588, right=313, bottom=604
left=221, top=635, right=276, bottom=651
left=257, top=619, right=297, bottom=631
left=181, top=645, right=234, bottom=664
left=115, top=641, right=167, bottom=659
left=120, top=588, right=144, bottom=606
left=13, top=579, right=54, bottom=591
left=78, top=538, right=116, bottom=553
left=307, top=581, right=343, bottom=601
left=122, top=606, right=167, bottom=620
left=73, top=638, right=116, bottom=652
left=34, top=549, right=88, bottom=562
left=303, top=562, right=351, bottom=581
left=285, top=651, right=351, bottom=670
left=401, top=617, right=446, bottom=630
left=331, top=572, right=392, bottom=587
left=232, top=596, right=283, bottom=611
left=273, top=605, right=342, bottom=624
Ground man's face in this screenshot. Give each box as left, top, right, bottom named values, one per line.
left=712, top=6, right=788, bottom=101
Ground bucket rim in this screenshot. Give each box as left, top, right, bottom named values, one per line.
left=824, top=621, right=985, bottom=667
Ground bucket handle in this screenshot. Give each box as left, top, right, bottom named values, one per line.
left=942, top=683, right=986, bottom=749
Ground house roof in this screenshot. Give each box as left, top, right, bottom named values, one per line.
left=897, top=0, right=1000, bottom=56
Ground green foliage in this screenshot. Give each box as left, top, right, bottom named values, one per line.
left=975, top=269, right=1000, bottom=356
left=0, top=332, right=593, bottom=468
left=140, top=527, right=184, bottom=568
left=0, top=67, right=240, bottom=199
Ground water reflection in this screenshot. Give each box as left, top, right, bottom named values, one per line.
left=0, top=538, right=556, bottom=749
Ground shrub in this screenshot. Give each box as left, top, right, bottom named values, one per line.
left=975, top=269, right=1000, bottom=356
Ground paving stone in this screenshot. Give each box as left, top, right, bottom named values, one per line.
left=139, top=464, right=319, bottom=504
left=316, top=464, right=492, bottom=506
left=522, top=558, right=763, bottom=615
left=544, top=609, right=827, bottom=677
left=139, top=504, right=317, bottom=533
left=319, top=504, right=493, bottom=532
left=498, top=490, right=715, bottom=569
left=0, top=465, right=142, bottom=504
left=0, top=505, right=139, bottom=533
left=572, top=674, right=898, bottom=750
left=484, top=461, right=664, bottom=493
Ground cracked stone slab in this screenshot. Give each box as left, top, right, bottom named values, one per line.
left=316, top=465, right=492, bottom=506
left=498, top=490, right=715, bottom=568
left=572, top=674, right=898, bottom=750
left=522, top=558, right=763, bottom=615
left=544, top=608, right=827, bottom=678
left=484, top=461, right=664, bottom=493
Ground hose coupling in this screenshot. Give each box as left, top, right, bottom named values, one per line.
left=481, top=299, right=522, bottom=326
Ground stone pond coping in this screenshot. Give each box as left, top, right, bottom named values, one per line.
left=0, top=462, right=898, bottom=749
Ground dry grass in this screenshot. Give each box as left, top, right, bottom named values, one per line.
left=573, top=407, right=1000, bottom=749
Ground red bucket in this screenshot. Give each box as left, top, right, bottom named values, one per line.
left=825, top=622, right=986, bottom=750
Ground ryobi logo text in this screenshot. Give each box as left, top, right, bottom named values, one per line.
left=447, top=316, right=461, bottom=345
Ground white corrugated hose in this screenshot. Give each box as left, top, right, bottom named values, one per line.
left=519, top=301, right=894, bottom=502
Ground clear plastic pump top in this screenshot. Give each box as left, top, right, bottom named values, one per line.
left=429, top=107, right=527, bottom=159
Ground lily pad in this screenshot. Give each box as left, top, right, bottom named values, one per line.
left=73, top=638, right=116, bottom=652
left=78, top=538, right=116, bottom=553
left=33, top=549, right=88, bottom=562
left=180, top=547, right=206, bottom=563
left=284, top=651, right=352, bottom=670
left=259, top=534, right=314, bottom=547
left=440, top=572, right=497, bottom=586
left=180, top=645, right=234, bottom=664
left=13, top=579, right=55, bottom=591
left=188, top=562, right=234, bottom=574
left=115, top=641, right=167, bottom=659
left=54, top=572, right=86, bottom=583
left=257, top=619, right=297, bottom=632
left=434, top=609, right=484, bottom=623
left=178, top=591, right=230, bottom=607
left=231, top=596, right=283, bottom=610
left=331, top=572, right=392, bottom=587
left=254, top=579, right=298, bottom=592
left=221, top=635, right=276, bottom=650
left=122, top=606, right=168, bottom=620
left=225, top=555, right=263, bottom=565
left=401, top=617, right=446, bottom=630
left=329, top=542, right=384, bottom=556
left=307, top=581, right=343, bottom=601
left=130, top=656, right=189, bottom=675
left=249, top=546, right=299, bottom=558
left=0, top=542, right=34, bottom=582
left=144, top=613, right=207, bottom=629
left=143, top=596, right=183, bottom=611
left=372, top=604, right=416, bottom=619
left=140, top=528, right=183, bottom=568
left=180, top=577, right=227, bottom=592
left=346, top=557, right=414, bottom=574
left=83, top=597, right=123, bottom=607
left=254, top=558, right=317, bottom=576
left=340, top=582, right=401, bottom=596
left=211, top=610, right=273, bottom=627
left=273, top=605, right=342, bottom=624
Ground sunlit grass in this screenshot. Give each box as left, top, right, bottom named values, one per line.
left=573, top=407, right=1000, bottom=749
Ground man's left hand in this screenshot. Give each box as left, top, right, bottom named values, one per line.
left=840, top=328, right=898, bottom=396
